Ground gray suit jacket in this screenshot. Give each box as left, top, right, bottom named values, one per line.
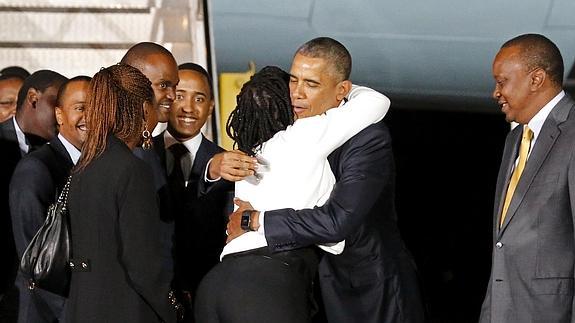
left=480, top=94, right=575, bottom=323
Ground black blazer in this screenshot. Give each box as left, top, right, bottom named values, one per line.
left=153, top=133, right=233, bottom=293
left=133, top=143, right=176, bottom=278
left=264, top=120, right=424, bottom=323
left=66, top=135, right=175, bottom=323
left=10, top=136, right=73, bottom=257
left=9, top=136, right=72, bottom=321
left=0, top=118, right=21, bottom=294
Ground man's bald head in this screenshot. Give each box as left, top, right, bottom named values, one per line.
left=121, top=42, right=176, bottom=69
left=121, top=42, right=179, bottom=123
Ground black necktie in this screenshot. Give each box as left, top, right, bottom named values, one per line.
left=169, top=143, right=188, bottom=187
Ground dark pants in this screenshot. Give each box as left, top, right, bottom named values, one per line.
left=320, top=254, right=425, bottom=323
left=194, top=247, right=318, bottom=323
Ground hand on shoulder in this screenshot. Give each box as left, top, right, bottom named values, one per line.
left=208, top=150, right=258, bottom=182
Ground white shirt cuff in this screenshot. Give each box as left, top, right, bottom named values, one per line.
left=257, top=211, right=265, bottom=235
left=318, top=240, right=345, bottom=255
left=204, top=158, right=221, bottom=182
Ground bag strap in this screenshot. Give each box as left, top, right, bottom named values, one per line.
left=57, top=175, right=72, bottom=208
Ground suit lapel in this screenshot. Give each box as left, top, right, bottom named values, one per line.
left=190, top=135, right=211, bottom=178
left=153, top=133, right=167, bottom=173
left=184, top=135, right=213, bottom=199
left=0, top=118, right=22, bottom=167
left=50, top=136, right=74, bottom=166
left=498, top=95, right=573, bottom=237
left=0, top=117, right=17, bottom=142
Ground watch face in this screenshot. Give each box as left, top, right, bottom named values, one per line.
left=241, top=210, right=252, bottom=231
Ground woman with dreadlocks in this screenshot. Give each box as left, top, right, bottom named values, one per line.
left=195, top=66, right=390, bottom=323
left=65, top=64, right=175, bottom=323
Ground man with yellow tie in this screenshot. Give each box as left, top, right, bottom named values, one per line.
left=479, top=33, right=575, bottom=323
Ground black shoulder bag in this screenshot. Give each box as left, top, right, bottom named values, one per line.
left=20, top=175, right=72, bottom=297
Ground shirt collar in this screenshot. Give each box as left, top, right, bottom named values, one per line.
left=527, top=90, right=565, bottom=142
left=58, top=133, right=81, bottom=165
left=12, top=117, right=28, bottom=155
left=163, top=130, right=202, bottom=156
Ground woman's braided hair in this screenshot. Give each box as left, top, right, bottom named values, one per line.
left=75, top=63, right=153, bottom=172
left=226, top=66, right=293, bottom=156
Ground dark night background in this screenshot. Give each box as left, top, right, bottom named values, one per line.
left=387, top=107, right=508, bottom=322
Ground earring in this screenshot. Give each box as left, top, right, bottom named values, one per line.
left=142, top=129, right=152, bottom=150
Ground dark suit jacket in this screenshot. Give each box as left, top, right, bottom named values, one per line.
left=264, top=120, right=424, bottom=323
left=133, top=144, right=176, bottom=281
left=153, top=133, right=232, bottom=294
left=66, top=135, right=175, bottom=323
left=0, top=118, right=21, bottom=295
left=9, top=136, right=72, bottom=322
left=480, top=94, right=575, bottom=323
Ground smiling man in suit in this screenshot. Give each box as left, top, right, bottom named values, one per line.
left=121, top=42, right=179, bottom=126
left=152, top=63, right=231, bottom=322
left=479, top=34, right=575, bottom=323
left=122, top=44, right=181, bottom=310
left=9, top=76, right=90, bottom=323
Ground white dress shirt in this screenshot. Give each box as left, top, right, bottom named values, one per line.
left=164, top=130, right=202, bottom=186
left=221, top=85, right=391, bottom=259
left=12, top=117, right=28, bottom=155
left=527, top=90, right=565, bottom=154
left=511, top=90, right=566, bottom=168
left=58, top=133, right=81, bottom=165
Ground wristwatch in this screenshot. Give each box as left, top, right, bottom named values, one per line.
left=241, top=210, right=255, bottom=231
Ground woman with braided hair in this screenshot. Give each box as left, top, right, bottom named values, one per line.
left=195, top=65, right=390, bottom=323
left=225, top=66, right=295, bottom=156
left=66, top=64, right=176, bottom=323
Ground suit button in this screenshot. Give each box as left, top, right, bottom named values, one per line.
left=495, top=242, right=503, bottom=248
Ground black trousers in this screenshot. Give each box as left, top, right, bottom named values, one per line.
left=194, top=247, right=318, bottom=323
left=320, top=253, right=425, bottom=323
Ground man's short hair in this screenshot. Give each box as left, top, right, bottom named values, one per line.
left=502, top=33, right=564, bottom=86
left=295, top=37, right=352, bottom=81
left=16, top=70, right=67, bottom=111
left=120, top=42, right=175, bottom=71
left=56, top=75, right=92, bottom=107
left=178, top=62, right=213, bottom=98
left=0, top=66, right=30, bottom=82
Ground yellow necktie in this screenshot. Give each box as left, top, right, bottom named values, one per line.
left=500, top=125, right=534, bottom=228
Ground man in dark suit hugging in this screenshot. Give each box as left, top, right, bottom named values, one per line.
left=225, top=37, right=424, bottom=323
